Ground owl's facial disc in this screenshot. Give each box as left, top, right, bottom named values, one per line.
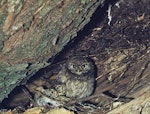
left=67, top=62, right=91, bottom=75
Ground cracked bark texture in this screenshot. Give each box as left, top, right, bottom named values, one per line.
left=0, top=0, right=105, bottom=102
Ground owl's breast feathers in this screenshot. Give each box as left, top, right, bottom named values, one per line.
left=66, top=78, right=94, bottom=98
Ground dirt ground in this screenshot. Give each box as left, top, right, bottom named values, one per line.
left=0, top=0, right=150, bottom=114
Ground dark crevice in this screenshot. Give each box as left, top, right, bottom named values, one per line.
left=48, top=0, right=119, bottom=63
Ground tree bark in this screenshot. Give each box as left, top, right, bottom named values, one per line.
left=0, top=0, right=105, bottom=101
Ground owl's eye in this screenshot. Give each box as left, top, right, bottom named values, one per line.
left=82, top=64, right=86, bottom=68
left=72, top=64, right=75, bottom=68
left=69, top=64, right=76, bottom=69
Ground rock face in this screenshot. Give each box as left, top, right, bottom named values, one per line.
left=0, top=0, right=105, bottom=101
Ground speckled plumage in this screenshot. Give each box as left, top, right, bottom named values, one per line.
left=57, top=57, right=95, bottom=98
left=35, top=57, right=96, bottom=106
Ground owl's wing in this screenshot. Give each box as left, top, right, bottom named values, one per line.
left=57, top=65, right=69, bottom=83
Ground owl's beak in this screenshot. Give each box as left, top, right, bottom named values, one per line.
left=76, top=70, right=82, bottom=75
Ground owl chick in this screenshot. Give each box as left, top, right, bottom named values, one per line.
left=57, top=57, right=95, bottom=99
left=34, top=57, right=96, bottom=106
